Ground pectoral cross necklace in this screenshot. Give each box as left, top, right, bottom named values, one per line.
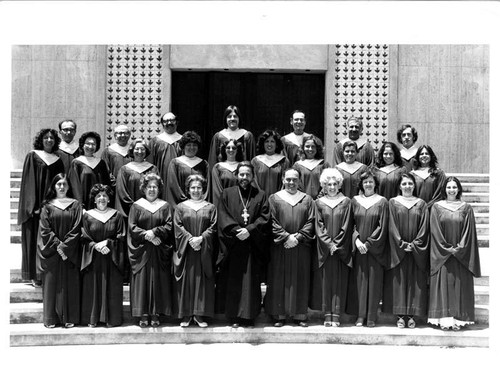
left=238, top=187, right=251, bottom=225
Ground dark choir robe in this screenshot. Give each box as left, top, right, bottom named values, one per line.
left=115, top=161, right=158, bottom=218
left=333, top=137, right=375, bottom=167
left=251, top=154, right=289, bottom=198
left=128, top=198, right=174, bottom=317
left=81, top=208, right=126, bottom=326
left=411, top=167, right=447, bottom=208
left=399, top=145, right=418, bottom=171
left=428, top=201, right=481, bottom=324
left=173, top=200, right=217, bottom=318
left=100, top=143, right=132, bottom=183
left=18, top=150, right=65, bottom=280
left=217, top=185, right=270, bottom=320
left=280, top=132, right=310, bottom=165
left=37, top=199, right=82, bottom=326
left=335, top=162, right=369, bottom=199
left=383, top=197, right=429, bottom=317
left=372, top=164, right=408, bottom=200
left=146, top=132, right=182, bottom=197
left=292, top=159, right=331, bottom=199
left=211, top=161, right=238, bottom=207
left=346, top=194, right=389, bottom=322
left=165, top=156, right=211, bottom=207
left=208, top=128, right=255, bottom=168
left=265, top=190, right=315, bottom=320
left=68, top=156, right=112, bottom=210
left=57, top=140, right=80, bottom=174
left=310, top=195, right=353, bottom=315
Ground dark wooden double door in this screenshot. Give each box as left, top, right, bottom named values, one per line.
left=172, top=71, right=325, bottom=160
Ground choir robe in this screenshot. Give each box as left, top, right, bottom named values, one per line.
left=146, top=132, right=182, bottom=196
left=101, top=143, right=132, bottom=182
left=208, top=129, right=255, bottom=168
left=57, top=140, right=80, bottom=174
left=335, top=162, right=369, bottom=199
left=310, top=196, right=353, bottom=315
left=292, top=159, right=331, bottom=199
left=68, top=157, right=112, bottom=210
left=265, top=191, right=315, bottom=320
left=165, top=156, right=211, bottom=207
left=211, top=162, right=238, bottom=207
left=18, top=150, right=65, bottom=280
left=81, top=208, right=126, bottom=326
left=333, top=138, right=375, bottom=166
left=251, top=154, right=289, bottom=198
left=383, top=197, right=429, bottom=317
left=411, top=168, right=447, bottom=208
left=346, top=194, right=389, bottom=322
left=173, top=201, right=217, bottom=318
left=372, top=165, right=408, bottom=200
left=37, top=199, right=82, bottom=326
left=115, top=162, right=159, bottom=218
left=280, top=132, right=311, bottom=165
left=128, top=198, right=174, bottom=317
left=428, top=201, right=481, bottom=323
left=217, top=185, right=270, bottom=320
left=399, top=145, right=418, bottom=172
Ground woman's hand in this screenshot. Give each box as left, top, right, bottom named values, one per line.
left=284, top=234, right=299, bottom=249
left=404, top=243, right=413, bottom=252
left=355, top=238, right=368, bottom=254
left=144, top=230, right=156, bottom=241
left=151, top=236, right=162, bottom=246
left=95, top=240, right=110, bottom=255
left=57, top=245, right=67, bottom=261
left=189, top=236, right=203, bottom=251
left=330, top=243, right=338, bottom=255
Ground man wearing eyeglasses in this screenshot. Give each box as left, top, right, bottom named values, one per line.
left=57, top=119, right=80, bottom=173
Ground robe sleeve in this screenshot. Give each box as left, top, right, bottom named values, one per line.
left=115, top=166, right=134, bottom=217
left=37, top=205, right=61, bottom=262
left=427, top=169, right=447, bottom=209
left=173, top=206, right=192, bottom=278
left=67, top=160, right=84, bottom=204
left=201, top=160, right=212, bottom=203
left=165, top=159, right=186, bottom=207
left=295, top=196, right=315, bottom=244
left=453, top=204, right=481, bottom=276
left=151, top=204, right=173, bottom=244
left=243, top=131, right=256, bottom=161
left=57, top=203, right=83, bottom=267
left=208, top=132, right=221, bottom=168
left=330, top=200, right=354, bottom=266
left=315, top=201, right=348, bottom=268
left=80, top=214, right=97, bottom=270
left=18, top=152, right=37, bottom=224
left=409, top=202, right=430, bottom=272
left=269, top=195, right=291, bottom=244
left=211, top=164, right=224, bottom=206
left=216, top=187, right=240, bottom=266
left=200, top=206, right=218, bottom=278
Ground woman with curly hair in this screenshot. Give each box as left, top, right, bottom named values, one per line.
left=18, top=128, right=65, bottom=286
left=211, top=139, right=243, bottom=206
left=251, top=129, right=290, bottom=197
left=166, top=131, right=210, bottom=207
left=68, top=131, right=112, bottom=210
left=410, top=145, right=446, bottom=208
left=371, top=141, right=407, bottom=200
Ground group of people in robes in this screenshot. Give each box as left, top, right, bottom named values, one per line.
left=17, top=108, right=481, bottom=331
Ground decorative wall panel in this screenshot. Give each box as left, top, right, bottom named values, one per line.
left=106, top=45, right=163, bottom=145
left=332, top=44, right=389, bottom=152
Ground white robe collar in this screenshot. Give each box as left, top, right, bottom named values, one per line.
left=33, top=150, right=60, bottom=166
left=219, top=128, right=247, bottom=140
left=50, top=198, right=76, bottom=210
left=393, top=196, right=421, bottom=210
left=340, top=137, right=367, bottom=149
left=158, top=131, right=182, bottom=144
left=135, top=197, right=167, bottom=214
left=436, top=200, right=466, bottom=212
left=255, top=153, right=285, bottom=168
left=182, top=199, right=210, bottom=212
left=411, top=168, right=431, bottom=180
left=354, top=193, right=384, bottom=210
left=86, top=208, right=117, bottom=223
left=283, top=132, right=310, bottom=147
left=400, top=145, right=418, bottom=161
left=59, top=140, right=79, bottom=155
left=108, top=143, right=130, bottom=157
left=337, top=161, right=363, bottom=174
left=176, top=155, right=202, bottom=168
left=275, top=190, right=306, bottom=207
left=126, top=161, right=154, bottom=173
left=218, top=161, right=239, bottom=172
left=318, top=194, right=347, bottom=209
left=378, top=164, right=398, bottom=174
left=296, top=159, right=323, bottom=171
left=75, top=155, right=101, bottom=169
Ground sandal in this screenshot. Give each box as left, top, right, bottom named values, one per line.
left=396, top=316, right=406, bottom=329
left=407, top=317, right=416, bottom=329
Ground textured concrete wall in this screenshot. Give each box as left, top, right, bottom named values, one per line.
left=390, top=45, right=489, bottom=173
left=11, top=45, right=107, bottom=169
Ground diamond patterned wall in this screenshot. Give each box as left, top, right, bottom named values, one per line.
left=106, top=45, right=163, bottom=145
left=332, top=44, right=389, bottom=152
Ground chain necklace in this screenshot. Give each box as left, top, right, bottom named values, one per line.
left=238, top=187, right=251, bottom=225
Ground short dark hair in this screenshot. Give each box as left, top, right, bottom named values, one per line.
left=58, top=119, right=77, bottom=131
left=257, top=129, right=284, bottom=155
left=219, top=139, right=244, bottom=162
left=128, top=138, right=151, bottom=158
left=440, top=176, right=463, bottom=200
left=140, top=173, right=163, bottom=197
left=89, top=183, right=114, bottom=206
left=397, top=173, right=417, bottom=196
left=33, top=128, right=61, bottom=152
left=79, top=131, right=101, bottom=153
left=236, top=161, right=254, bottom=177
left=185, top=174, right=208, bottom=194
left=376, top=141, right=403, bottom=167
left=357, top=170, right=379, bottom=195
left=223, top=105, right=242, bottom=128
left=179, top=131, right=202, bottom=151
left=396, top=124, right=418, bottom=144
left=300, top=134, right=324, bottom=160
left=43, top=173, right=72, bottom=203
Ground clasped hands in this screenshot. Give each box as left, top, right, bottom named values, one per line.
left=284, top=233, right=299, bottom=249
left=236, top=228, right=250, bottom=241
left=355, top=238, right=368, bottom=254
left=145, top=230, right=162, bottom=246
left=189, top=236, right=203, bottom=251
left=94, top=240, right=110, bottom=255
